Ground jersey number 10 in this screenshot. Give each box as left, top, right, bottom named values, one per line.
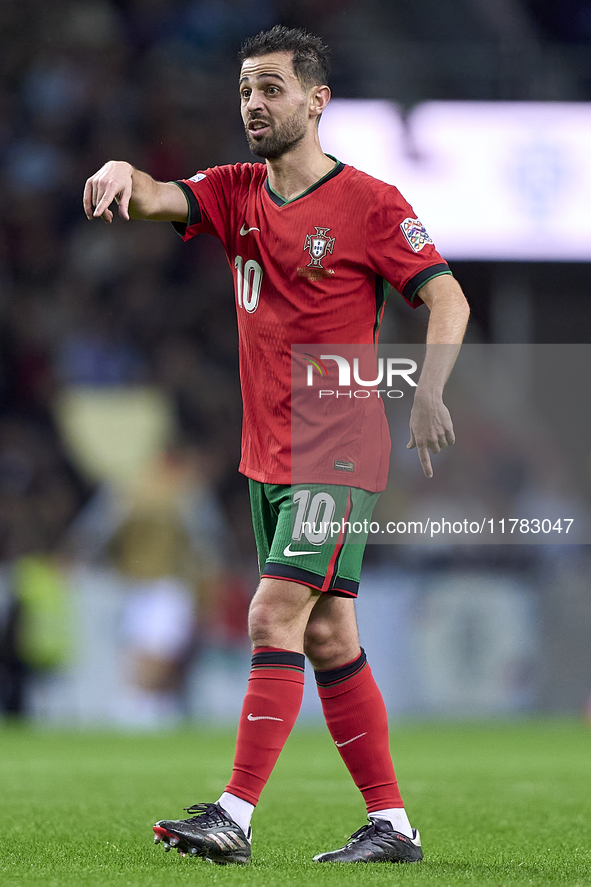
left=234, top=256, right=262, bottom=313
left=292, top=489, right=337, bottom=545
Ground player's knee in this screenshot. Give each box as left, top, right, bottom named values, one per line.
left=247, top=595, right=298, bottom=646
left=247, top=598, right=274, bottom=645
left=303, top=619, right=339, bottom=668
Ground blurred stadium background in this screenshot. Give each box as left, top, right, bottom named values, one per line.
left=1, top=0, right=591, bottom=728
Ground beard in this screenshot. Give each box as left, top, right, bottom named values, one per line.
left=245, top=109, right=307, bottom=159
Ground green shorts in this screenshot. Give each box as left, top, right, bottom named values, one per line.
left=248, top=480, right=380, bottom=598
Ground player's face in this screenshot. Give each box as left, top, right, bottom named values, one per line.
left=239, top=52, right=311, bottom=159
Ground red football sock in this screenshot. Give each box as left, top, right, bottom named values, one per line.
left=315, top=648, right=403, bottom=812
left=225, top=647, right=305, bottom=806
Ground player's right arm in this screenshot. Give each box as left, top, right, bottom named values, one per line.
left=83, top=160, right=188, bottom=224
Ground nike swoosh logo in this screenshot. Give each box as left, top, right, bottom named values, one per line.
left=247, top=713, right=283, bottom=722
left=335, top=732, right=367, bottom=747
left=240, top=224, right=260, bottom=235
left=283, top=544, right=321, bottom=557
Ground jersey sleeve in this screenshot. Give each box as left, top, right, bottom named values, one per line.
left=170, top=164, right=247, bottom=250
left=366, top=183, right=451, bottom=307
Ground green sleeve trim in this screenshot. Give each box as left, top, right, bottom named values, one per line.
left=410, top=268, right=452, bottom=304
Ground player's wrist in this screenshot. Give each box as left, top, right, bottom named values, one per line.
left=413, top=386, right=444, bottom=403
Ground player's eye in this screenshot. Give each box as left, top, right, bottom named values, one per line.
left=241, top=89, right=251, bottom=100
left=267, top=86, right=279, bottom=95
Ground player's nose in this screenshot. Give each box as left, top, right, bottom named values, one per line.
left=245, top=90, right=264, bottom=113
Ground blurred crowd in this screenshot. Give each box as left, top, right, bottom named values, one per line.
left=1, top=0, right=589, bottom=561
left=0, top=0, right=361, bottom=719
left=1, top=0, right=277, bottom=564
left=1, top=1, right=590, bottom=720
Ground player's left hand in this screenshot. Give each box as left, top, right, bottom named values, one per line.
left=407, top=393, right=455, bottom=478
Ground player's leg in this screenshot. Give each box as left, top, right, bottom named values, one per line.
left=254, top=479, right=411, bottom=832
left=153, top=577, right=320, bottom=863
left=304, top=579, right=422, bottom=861
left=220, top=576, right=320, bottom=808
left=154, top=481, right=321, bottom=864
left=304, top=596, right=405, bottom=812
left=215, top=481, right=364, bottom=847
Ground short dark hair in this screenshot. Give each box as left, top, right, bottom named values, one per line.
left=239, top=25, right=330, bottom=89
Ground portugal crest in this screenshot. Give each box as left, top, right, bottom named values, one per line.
left=304, top=227, right=335, bottom=268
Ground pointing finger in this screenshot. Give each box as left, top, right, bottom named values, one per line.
left=83, top=180, right=94, bottom=219
left=117, top=180, right=132, bottom=221
left=418, top=446, right=433, bottom=479
left=93, top=187, right=116, bottom=218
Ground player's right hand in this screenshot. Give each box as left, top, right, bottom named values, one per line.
left=83, top=160, right=134, bottom=223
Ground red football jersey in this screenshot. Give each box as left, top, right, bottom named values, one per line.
left=174, top=160, right=450, bottom=491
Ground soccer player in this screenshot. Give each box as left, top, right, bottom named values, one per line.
left=84, top=25, right=469, bottom=866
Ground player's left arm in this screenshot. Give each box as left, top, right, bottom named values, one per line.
left=408, top=273, right=470, bottom=478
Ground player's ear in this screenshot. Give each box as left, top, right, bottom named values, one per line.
left=309, top=84, right=330, bottom=119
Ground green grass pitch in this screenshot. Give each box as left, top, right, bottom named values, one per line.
left=1, top=719, right=590, bottom=886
